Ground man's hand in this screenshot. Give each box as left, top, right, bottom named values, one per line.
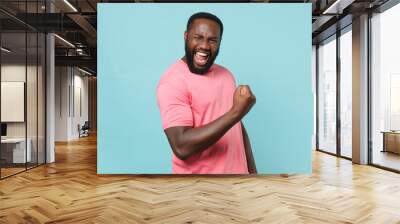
left=231, top=85, right=256, bottom=119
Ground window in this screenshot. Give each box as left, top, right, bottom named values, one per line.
left=318, top=36, right=337, bottom=154
left=371, top=3, right=400, bottom=171
left=339, top=28, right=352, bottom=158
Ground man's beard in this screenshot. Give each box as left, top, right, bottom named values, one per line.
left=185, top=42, right=219, bottom=75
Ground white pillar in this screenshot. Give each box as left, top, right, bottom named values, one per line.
left=46, top=1, right=55, bottom=163
left=46, top=33, right=55, bottom=163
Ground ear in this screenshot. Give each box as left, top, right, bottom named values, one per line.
left=184, top=31, right=188, bottom=41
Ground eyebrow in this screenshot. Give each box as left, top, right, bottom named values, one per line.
left=193, top=34, right=219, bottom=40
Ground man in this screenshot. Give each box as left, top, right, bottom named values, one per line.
left=156, top=12, right=257, bottom=174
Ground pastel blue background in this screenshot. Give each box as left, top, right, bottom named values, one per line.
left=98, top=3, right=312, bottom=174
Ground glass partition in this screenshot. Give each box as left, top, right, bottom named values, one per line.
left=0, top=1, right=46, bottom=179
left=1, top=31, right=28, bottom=177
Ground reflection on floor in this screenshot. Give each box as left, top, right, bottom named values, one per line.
left=341, top=147, right=352, bottom=158
left=0, top=163, right=40, bottom=178
left=0, top=167, right=25, bottom=178
left=373, top=150, right=400, bottom=171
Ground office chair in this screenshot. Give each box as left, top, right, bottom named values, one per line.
left=79, top=121, right=90, bottom=138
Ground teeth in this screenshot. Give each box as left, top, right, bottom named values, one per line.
left=197, top=52, right=208, bottom=57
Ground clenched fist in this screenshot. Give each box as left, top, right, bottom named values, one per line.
left=231, top=85, right=256, bottom=119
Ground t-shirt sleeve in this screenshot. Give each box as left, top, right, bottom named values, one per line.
left=222, top=67, right=237, bottom=87
left=156, top=79, right=193, bottom=130
left=229, top=70, right=237, bottom=87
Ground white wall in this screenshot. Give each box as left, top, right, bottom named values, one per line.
left=72, top=72, right=89, bottom=138
left=1, top=65, right=42, bottom=137
left=1, top=65, right=26, bottom=138
left=55, top=66, right=70, bottom=141
left=55, top=66, right=89, bottom=141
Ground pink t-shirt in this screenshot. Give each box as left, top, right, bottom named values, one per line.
left=156, top=59, right=248, bottom=174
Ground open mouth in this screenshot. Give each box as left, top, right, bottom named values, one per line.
left=193, top=51, right=210, bottom=67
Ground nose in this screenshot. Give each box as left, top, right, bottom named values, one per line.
left=198, top=39, right=211, bottom=51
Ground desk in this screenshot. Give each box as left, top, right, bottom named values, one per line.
left=1, top=138, right=31, bottom=163
left=381, top=131, right=400, bottom=154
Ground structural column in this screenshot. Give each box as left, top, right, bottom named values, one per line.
left=352, top=14, right=369, bottom=164
left=46, top=1, right=55, bottom=163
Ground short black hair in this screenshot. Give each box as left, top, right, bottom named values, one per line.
left=186, top=12, right=223, bottom=37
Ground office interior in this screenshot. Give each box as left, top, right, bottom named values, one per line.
left=0, top=0, right=399, bottom=222
left=0, top=0, right=97, bottom=179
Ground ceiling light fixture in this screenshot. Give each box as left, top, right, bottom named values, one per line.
left=54, top=34, right=75, bottom=48
left=63, top=0, right=78, bottom=12
left=1, top=47, right=11, bottom=53
left=322, top=0, right=354, bottom=15
left=78, top=67, right=93, bottom=76
left=76, top=48, right=84, bottom=55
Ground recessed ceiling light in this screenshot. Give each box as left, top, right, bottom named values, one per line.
left=1, top=47, right=11, bottom=53
left=54, top=34, right=75, bottom=48
left=78, top=67, right=93, bottom=76
left=322, top=0, right=354, bottom=15
left=63, top=0, right=78, bottom=12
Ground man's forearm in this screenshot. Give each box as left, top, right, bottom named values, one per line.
left=165, top=109, right=242, bottom=160
left=242, top=123, right=257, bottom=174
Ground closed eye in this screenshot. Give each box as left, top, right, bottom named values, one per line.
left=193, top=35, right=203, bottom=40
left=209, top=38, right=218, bottom=43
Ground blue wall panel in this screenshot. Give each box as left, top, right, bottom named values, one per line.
left=98, top=3, right=312, bottom=174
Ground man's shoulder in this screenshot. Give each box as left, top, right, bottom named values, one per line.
left=159, top=60, right=186, bottom=82
left=157, top=60, right=188, bottom=92
left=213, top=63, right=235, bottom=80
left=213, top=63, right=233, bottom=74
